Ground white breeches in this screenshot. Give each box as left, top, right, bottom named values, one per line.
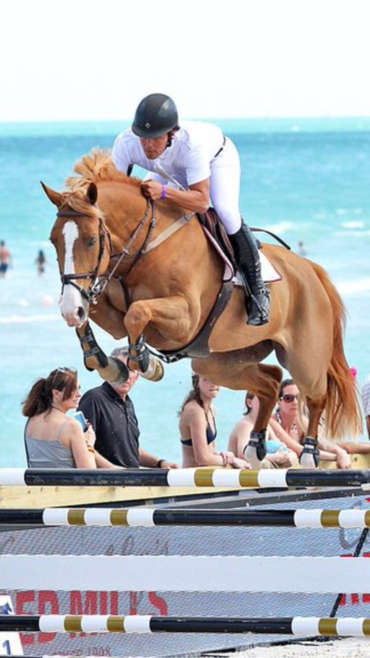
left=145, top=137, right=242, bottom=235
left=209, top=137, right=241, bottom=235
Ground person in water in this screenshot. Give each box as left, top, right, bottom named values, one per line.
left=179, top=374, right=250, bottom=468
left=0, top=240, right=12, bottom=278
left=112, top=93, right=270, bottom=326
left=35, top=249, right=47, bottom=276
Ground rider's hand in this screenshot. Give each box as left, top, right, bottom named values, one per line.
left=141, top=180, right=163, bottom=201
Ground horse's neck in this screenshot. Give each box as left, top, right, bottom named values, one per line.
left=98, top=182, right=182, bottom=249
left=98, top=182, right=146, bottom=244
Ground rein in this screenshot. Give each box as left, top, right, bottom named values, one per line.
left=56, top=201, right=154, bottom=305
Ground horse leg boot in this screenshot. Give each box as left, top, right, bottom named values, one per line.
left=229, top=221, right=270, bottom=326
left=76, top=321, right=129, bottom=385
left=128, top=333, right=164, bottom=382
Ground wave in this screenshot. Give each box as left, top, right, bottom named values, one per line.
left=0, top=314, right=61, bottom=325
left=265, top=221, right=295, bottom=234
left=337, top=279, right=370, bottom=295
left=341, top=221, right=365, bottom=229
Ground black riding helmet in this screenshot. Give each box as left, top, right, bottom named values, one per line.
left=132, top=93, right=179, bottom=138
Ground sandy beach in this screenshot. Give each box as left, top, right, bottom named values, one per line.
left=220, top=637, right=370, bottom=657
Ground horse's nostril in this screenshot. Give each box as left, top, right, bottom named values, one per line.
left=77, top=306, right=85, bottom=319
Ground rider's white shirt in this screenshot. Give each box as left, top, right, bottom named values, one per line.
left=112, top=121, right=224, bottom=189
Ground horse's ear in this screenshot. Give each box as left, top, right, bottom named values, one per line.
left=87, top=182, right=98, bottom=206
left=40, top=182, right=63, bottom=208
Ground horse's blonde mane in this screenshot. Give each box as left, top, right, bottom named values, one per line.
left=61, top=148, right=141, bottom=218
left=65, top=148, right=140, bottom=191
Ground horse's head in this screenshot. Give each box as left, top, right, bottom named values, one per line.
left=43, top=181, right=112, bottom=327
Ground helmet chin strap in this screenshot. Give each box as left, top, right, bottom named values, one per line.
left=166, top=126, right=179, bottom=148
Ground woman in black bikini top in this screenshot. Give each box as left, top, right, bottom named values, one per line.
left=178, top=374, right=250, bottom=469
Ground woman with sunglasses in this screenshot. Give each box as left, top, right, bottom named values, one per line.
left=23, top=367, right=101, bottom=469
left=228, top=391, right=298, bottom=469
left=179, top=374, right=250, bottom=469
left=270, top=379, right=351, bottom=469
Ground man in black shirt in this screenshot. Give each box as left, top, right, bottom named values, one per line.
left=78, top=347, right=178, bottom=469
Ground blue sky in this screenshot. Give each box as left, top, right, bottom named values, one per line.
left=1, top=0, right=370, bottom=122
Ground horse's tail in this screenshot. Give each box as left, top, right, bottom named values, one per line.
left=307, top=260, right=362, bottom=439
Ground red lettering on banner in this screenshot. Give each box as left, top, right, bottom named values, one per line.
left=339, top=552, right=370, bottom=606
left=110, top=591, right=118, bottom=615
left=149, top=592, right=168, bottom=615
left=16, top=591, right=35, bottom=646
left=130, top=592, right=138, bottom=615
left=70, top=592, right=98, bottom=637
left=39, top=591, right=59, bottom=643
left=100, top=591, right=108, bottom=615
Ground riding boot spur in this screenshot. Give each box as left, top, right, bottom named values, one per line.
left=229, top=221, right=270, bottom=326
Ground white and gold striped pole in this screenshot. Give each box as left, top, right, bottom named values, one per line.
left=1, top=507, right=370, bottom=528
left=1, top=614, right=370, bottom=636
left=0, top=467, right=370, bottom=488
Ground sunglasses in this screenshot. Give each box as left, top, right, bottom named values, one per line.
left=50, top=366, right=77, bottom=387
left=280, top=394, right=299, bottom=403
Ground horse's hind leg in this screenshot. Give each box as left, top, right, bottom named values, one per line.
left=192, top=351, right=283, bottom=467
left=296, top=394, right=327, bottom=467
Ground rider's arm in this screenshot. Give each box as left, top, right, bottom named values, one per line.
left=166, top=179, right=210, bottom=213
left=141, top=178, right=211, bottom=214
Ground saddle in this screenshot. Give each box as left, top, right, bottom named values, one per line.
left=199, top=208, right=235, bottom=264
left=198, top=209, right=286, bottom=284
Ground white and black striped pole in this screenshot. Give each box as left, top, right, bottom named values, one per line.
left=1, top=468, right=370, bottom=488
left=1, top=507, right=370, bottom=528
left=1, top=615, right=370, bottom=636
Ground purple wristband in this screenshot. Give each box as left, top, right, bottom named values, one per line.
left=161, top=185, right=167, bottom=200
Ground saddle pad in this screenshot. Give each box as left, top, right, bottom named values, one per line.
left=202, top=226, right=282, bottom=284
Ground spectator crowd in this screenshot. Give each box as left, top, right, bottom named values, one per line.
left=22, top=349, right=370, bottom=472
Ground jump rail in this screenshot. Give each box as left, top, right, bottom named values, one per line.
left=1, top=555, right=370, bottom=592
left=1, top=467, right=370, bottom=488
left=1, top=507, right=370, bottom=528
left=1, top=615, right=370, bottom=636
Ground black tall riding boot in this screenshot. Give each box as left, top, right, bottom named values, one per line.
left=229, top=222, right=270, bottom=326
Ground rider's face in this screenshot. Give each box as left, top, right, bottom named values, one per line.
left=140, top=134, right=168, bottom=159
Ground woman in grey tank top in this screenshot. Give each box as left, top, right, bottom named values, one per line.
left=22, top=367, right=97, bottom=469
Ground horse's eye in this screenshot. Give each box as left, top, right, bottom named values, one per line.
left=87, top=237, right=97, bottom=248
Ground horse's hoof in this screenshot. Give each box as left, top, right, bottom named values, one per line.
left=138, top=356, right=165, bottom=382
left=107, top=357, right=129, bottom=385
left=244, top=445, right=264, bottom=470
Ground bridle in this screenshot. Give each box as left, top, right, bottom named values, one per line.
left=56, top=200, right=155, bottom=306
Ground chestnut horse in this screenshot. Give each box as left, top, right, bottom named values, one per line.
left=43, top=149, right=361, bottom=449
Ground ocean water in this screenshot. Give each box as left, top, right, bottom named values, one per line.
left=1, top=117, right=370, bottom=467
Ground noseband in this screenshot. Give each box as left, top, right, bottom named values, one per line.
left=56, top=201, right=155, bottom=306
left=57, top=209, right=112, bottom=305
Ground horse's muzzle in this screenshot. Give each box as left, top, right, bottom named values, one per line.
left=61, top=305, right=88, bottom=328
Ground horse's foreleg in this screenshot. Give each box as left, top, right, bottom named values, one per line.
left=76, top=321, right=129, bottom=385
left=124, top=295, right=191, bottom=381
